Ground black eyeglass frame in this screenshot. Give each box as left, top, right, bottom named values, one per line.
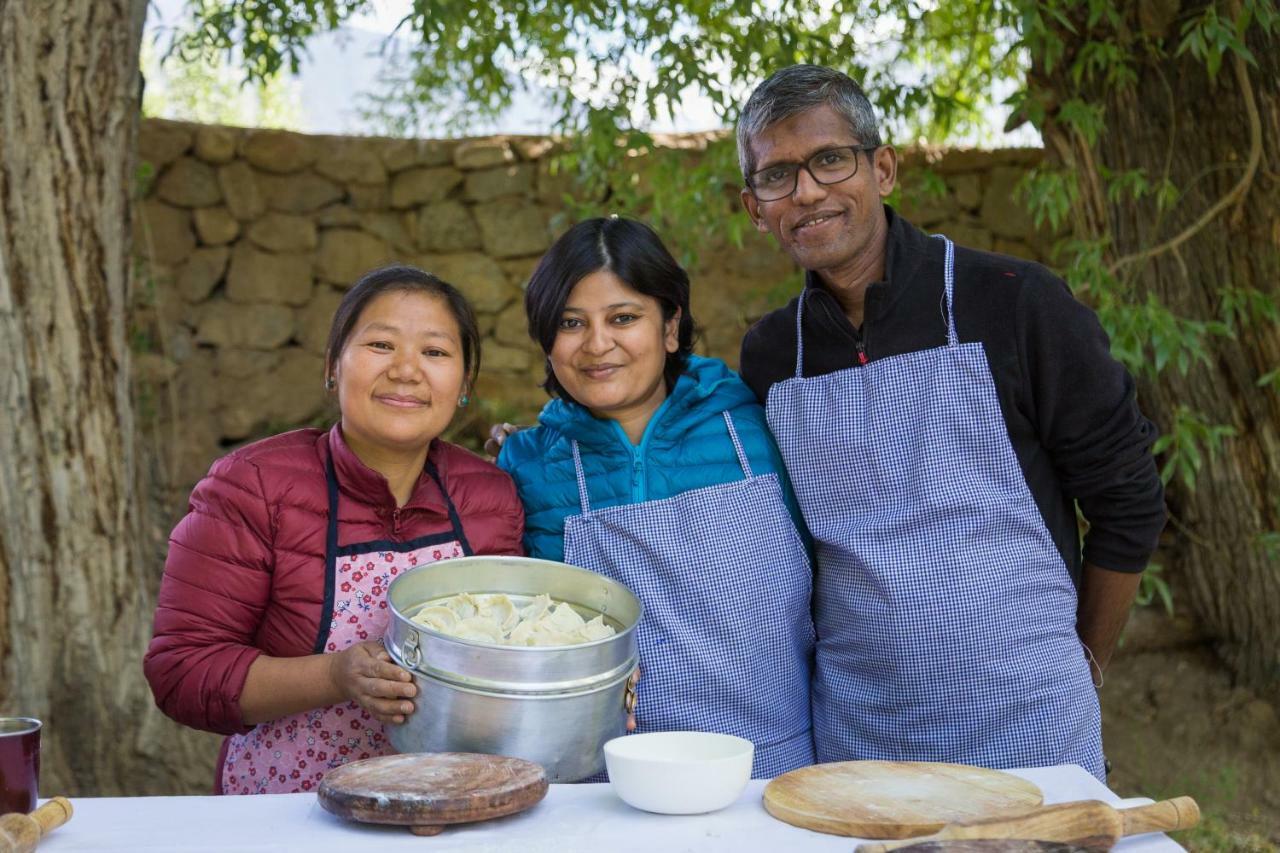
left=746, top=144, right=880, bottom=201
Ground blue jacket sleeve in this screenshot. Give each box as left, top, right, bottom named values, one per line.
left=497, top=429, right=569, bottom=563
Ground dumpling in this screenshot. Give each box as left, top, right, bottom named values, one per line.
left=519, top=594, right=552, bottom=623
left=582, top=615, right=615, bottom=641
left=447, top=592, right=481, bottom=620
left=452, top=615, right=504, bottom=644
left=507, top=619, right=538, bottom=646
left=414, top=591, right=615, bottom=647
left=480, top=594, right=519, bottom=633
left=529, top=624, right=576, bottom=647
left=412, top=606, right=458, bottom=633
left=546, top=602, right=586, bottom=633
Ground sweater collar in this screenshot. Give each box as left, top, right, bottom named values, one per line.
left=325, top=423, right=450, bottom=512
left=802, top=204, right=935, bottom=323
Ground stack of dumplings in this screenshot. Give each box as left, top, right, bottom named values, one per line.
left=411, top=592, right=616, bottom=647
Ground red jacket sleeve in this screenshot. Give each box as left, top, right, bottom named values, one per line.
left=143, top=454, right=274, bottom=735
left=461, top=464, right=526, bottom=558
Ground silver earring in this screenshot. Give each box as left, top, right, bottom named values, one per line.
left=325, top=376, right=336, bottom=391
left=458, top=394, right=469, bottom=408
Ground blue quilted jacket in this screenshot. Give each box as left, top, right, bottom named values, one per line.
left=497, top=355, right=809, bottom=561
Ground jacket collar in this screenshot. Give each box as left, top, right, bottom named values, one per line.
left=802, top=204, right=936, bottom=323
left=325, top=423, right=450, bottom=512
left=536, top=355, right=754, bottom=447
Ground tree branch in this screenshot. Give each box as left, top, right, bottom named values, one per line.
left=1108, top=49, right=1262, bottom=275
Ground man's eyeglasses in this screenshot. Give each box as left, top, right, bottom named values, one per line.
left=747, top=144, right=879, bottom=202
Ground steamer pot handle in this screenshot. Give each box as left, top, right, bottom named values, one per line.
left=402, top=630, right=421, bottom=669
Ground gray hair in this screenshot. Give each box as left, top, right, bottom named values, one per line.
left=736, top=65, right=882, bottom=180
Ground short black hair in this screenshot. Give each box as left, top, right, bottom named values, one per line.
left=524, top=217, right=696, bottom=402
left=737, top=64, right=882, bottom=179
left=325, top=264, right=482, bottom=390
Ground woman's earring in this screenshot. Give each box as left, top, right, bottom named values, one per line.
left=458, top=394, right=470, bottom=408
left=324, top=376, right=336, bottom=391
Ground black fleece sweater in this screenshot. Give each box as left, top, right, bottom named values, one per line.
left=739, top=206, right=1166, bottom=583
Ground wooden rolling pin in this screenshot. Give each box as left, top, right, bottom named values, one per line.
left=0, top=798, right=74, bottom=853
left=856, top=797, right=1199, bottom=852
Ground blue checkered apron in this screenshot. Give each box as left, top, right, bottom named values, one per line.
left=563, top=411, right=815, bottom=779
left=765, top=236, right=1104, bottom=780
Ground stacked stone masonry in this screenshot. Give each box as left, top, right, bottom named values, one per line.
left=132, top=119, right=1052, bottom=496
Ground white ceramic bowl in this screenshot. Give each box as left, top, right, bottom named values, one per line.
left=603, top=731, right=754, bottom=814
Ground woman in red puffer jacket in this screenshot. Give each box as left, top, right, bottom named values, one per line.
left=143, top=265, right=524, bottom=794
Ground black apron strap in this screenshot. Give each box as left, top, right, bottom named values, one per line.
left=315, top=452, right=343, bottom=653
left=425, top=459, right=474, bottom=556
left=314, top=450, right=473, bottom=653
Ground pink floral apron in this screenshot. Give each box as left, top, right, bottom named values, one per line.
left=219, top=455, right=471, bottom=794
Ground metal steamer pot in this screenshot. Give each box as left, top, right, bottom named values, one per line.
left=384, top=555, right=642, bottom=782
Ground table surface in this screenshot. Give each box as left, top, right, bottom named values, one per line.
left=38, top=764, right=1187, bottom=852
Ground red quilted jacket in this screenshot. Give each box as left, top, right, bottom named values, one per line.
left=143, top=425, right=524, bottom=735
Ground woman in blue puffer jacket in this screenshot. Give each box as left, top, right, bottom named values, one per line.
left=497, top=217, right=815, bottom=778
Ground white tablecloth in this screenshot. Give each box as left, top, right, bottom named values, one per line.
left=39, top=765, right=1185, bottom=852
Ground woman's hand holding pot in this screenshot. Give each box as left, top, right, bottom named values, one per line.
left=330, top=640, right=418, bottom=724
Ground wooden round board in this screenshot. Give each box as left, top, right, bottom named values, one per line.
left=763, top=761, right=1043, bottom=839
left=318, top=753, right=548, bottom=835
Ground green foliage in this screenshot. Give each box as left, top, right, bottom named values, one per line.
left=142, top=37, right=302, bottom=128
left=1151, top=406, right=1237, bottom=492
left=1096, top=292, right=1229, bottom=378
left=1134, top=562, right=1174, bottom=615
left=1220, top=285, right=1280, bottom=333
left=888, top=167, right=949, bottom=216
left=1177, top=3, right=1258, bottom=80
left=134, top=161, right=157, bottom=197
left=1017, top=168, right=1077, bottom=232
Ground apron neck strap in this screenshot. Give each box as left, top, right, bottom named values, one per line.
left=570, top=440, right=592, bottom=514
left=793, top=290, right=807, bottom=379
left=325, top=453, right=341, bottom=567
left=795, top=235, right=959, bottom=368
left=721, top=411, right=754, bottom=479
left=324, top=450, right=474, bottom=556
left=932, top=234, right=958, bottom=346
left=570, top=416, right=753, bottom=514
left=424, top=459, right=473, bottom=554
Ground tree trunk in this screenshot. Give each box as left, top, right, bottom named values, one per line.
left=1032, top=4, right=1280, bottom=685
left=0, top=0, right=217, bottom=795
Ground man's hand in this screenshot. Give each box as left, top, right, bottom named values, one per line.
left=625, top=667, right=640, bottom=732
left=1077, top=563, right=1144, bottom=686
left=484, top=422, right=524, bottom=458
left=329, top=640, right=418, bottom=724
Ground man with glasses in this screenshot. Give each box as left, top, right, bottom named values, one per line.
left=735, top=65, right=1165, bottom=779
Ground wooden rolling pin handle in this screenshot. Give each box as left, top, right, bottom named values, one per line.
left=30, top=799, right=73, bottom=836
left=0, top=797, right=74, bottom=853
left=1121, top=797, right=1200, bottom=836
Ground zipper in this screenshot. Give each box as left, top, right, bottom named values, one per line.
left=855, top=339, right=868, bottom=365
left=391, top=507, right=402, bottom=536
left=609, top=391, right=674, bottom=504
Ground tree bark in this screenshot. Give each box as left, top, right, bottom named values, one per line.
left=1032, top=4, right=1280, bottom=685
left=0, top=0, right=217, bottom=795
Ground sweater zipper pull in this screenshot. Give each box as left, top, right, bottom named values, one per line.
left=855, top=340, right=869, bottom=365
left=391, top=507, right=402, bottom=535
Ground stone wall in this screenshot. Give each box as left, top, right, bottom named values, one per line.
left=131, top=119, right=1051, bottom=496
